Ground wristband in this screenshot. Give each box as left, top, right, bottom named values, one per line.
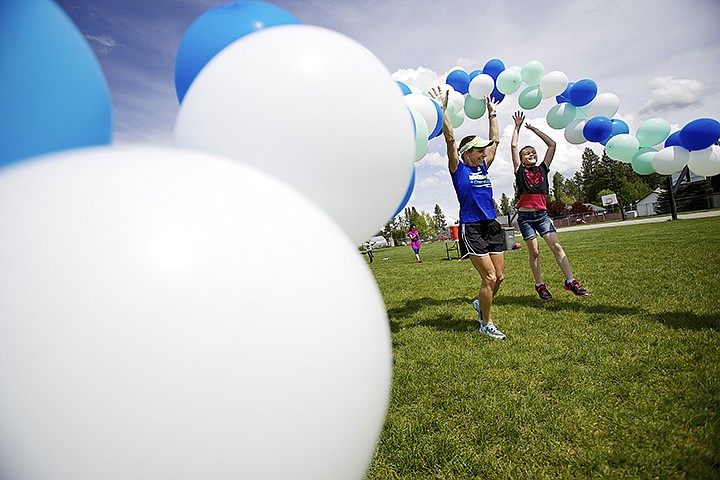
left=489, top=113, right=497, bottom=118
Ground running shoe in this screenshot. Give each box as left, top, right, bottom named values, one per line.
left=479, top=321, right=506, bottom=340
left=564, top=279, right=589, bottom=296
left=535, top=283, right=553, bottom=301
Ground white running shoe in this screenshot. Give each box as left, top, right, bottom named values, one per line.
left=479, top=321, right=506, bottom=340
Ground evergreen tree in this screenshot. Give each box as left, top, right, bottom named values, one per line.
left=499, top=193, right=512, bottom=215
left=552, top=172, right=576, bottom=204
left=580, top=148, right=661, bottom=206
left=433, top=204, right=447, bottom=231
left=407, top=206, right=430, bottom=237
left=656, top=178, right=713, bottom=214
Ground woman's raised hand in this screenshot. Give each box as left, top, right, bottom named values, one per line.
left=429, top=86, right=449, bottom=112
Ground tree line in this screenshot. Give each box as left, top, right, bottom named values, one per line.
left=380, top=145, right=717, bottom=243
left=380, top=205, right=448, bottom=245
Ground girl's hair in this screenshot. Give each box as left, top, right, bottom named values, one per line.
left=519, top=145, right=536, bottom=156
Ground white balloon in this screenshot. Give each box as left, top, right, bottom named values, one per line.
left=174, top=25, right=414, bottom=246
left=404, top=93, right=441, bottom=138
left=564, top=119, right=588, bottom=144
left=540, top=71, right=569, bottom=99
left=651, top=146, right=690, bottom=175
left=687, top=145, right=720, bottom=177
left=448, top=90, right=465, bottom=114
left=587, top=92, right=620, bottom=119
left=0, top=146, right=393, bottom=480
left=467, top=73, right=494, bottom=99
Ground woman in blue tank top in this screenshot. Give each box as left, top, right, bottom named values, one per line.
left=429, top=86, right=506, bottom=340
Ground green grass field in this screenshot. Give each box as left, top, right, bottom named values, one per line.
left=364, top=216, right=720, bottom=479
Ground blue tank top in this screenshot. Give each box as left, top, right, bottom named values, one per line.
left=451, top=161, right=497, bottom=223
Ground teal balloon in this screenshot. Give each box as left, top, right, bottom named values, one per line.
left=496, top=69, right=522, bottom=94
left=410, top=110, right=429, bottom=161
left=464, top=95, right=487, bottom=119
left=521, top=60, right=545, bottom=86
left=447, top=102, right=465, bottom=129
left=546, top=103, right=577, bottom=129
left=631, top=148, right=657, bottom=175
left=518, top=85, right=542, bottom=110
left=635, top=118, right=671, bottom=147
left=0, top=0, right=112, bottom=168
left=605, top=134, right=639, bottom=163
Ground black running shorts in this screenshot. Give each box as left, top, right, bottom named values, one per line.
left=459, top=220, right=505, bottom=257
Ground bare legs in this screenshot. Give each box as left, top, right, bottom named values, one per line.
left=525, top=232, right=573, bottom=283
left=469, top=253, right=504, bottom=325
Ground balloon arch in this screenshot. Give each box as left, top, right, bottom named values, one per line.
left=399, top=58, right=720, bottom=178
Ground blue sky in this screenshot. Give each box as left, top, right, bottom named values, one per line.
left=57, top=0, right=720, bottom=224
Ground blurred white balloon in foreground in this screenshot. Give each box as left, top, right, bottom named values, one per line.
left=0, top=146, right=392, bottom=480
left=175, top=25, right=414, bottom=245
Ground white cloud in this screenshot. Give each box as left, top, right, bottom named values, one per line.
left=639, top=76, right=717, bottom=115
left=416, top=150, right=445, bottom=167
left=392, top=67, right=443, bottom=93
left=85, top=34, right=118, bottom=55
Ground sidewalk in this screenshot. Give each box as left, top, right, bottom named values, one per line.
left=557, top=210, right=720, bottom=232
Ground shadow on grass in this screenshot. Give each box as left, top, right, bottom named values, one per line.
left=493, top=294, right=642, bottom=316
left=386, top=294, right=654, bottom=334
left=387, top=296, right=475, bottom=333
left=651, top=311, right=719, bottom=330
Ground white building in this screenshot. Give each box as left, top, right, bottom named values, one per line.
left=635, top=188, right=664, bottom=216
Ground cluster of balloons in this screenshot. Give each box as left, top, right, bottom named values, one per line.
left=1, top=2, right=404, bottom=479
left=398, top=57, right=720, bottom=178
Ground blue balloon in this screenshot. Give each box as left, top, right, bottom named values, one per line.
left=490, top=86, right=505, bottom=104
left=482, top=59, right=505, bottom=80
left=583, top=116, right=613, bottom=143
left=600, top=119, right=630, bottom=145
left=446, top=70, right=470, bottom=94
left=568, top=79, right=598, bottom=107
left=556, top=81, right=575, bottom=104
left=393, top=166, right=416, bottom=218
left=429, top=99, right=444, bottom=139
left=469, top=69, right=483, bottom=80
left=664, top=131, right=681, bottom=147
left=175, top=1, right=301, bottom=103
left=396, top=81, right=412, bottom=95
left=0, top=0, right=112, bottom=168
left=679, top=118, right=720, bottom=151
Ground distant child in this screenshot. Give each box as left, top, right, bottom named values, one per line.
left=408, top=224, right=421, bottom=263
left=511, top=111, right=589, bottom=300
left=364, top=240, right=375, bottom=263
